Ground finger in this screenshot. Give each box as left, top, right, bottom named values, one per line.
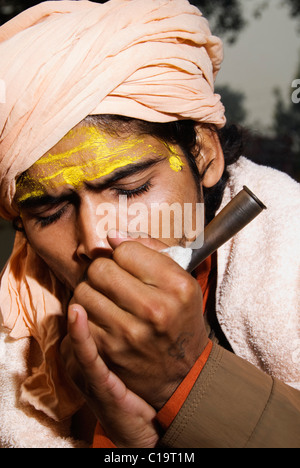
left=68, top=304, right=108, bottom=377
left=68, top=304, right=128, bottom=404
left=85, top=257, right=162, bottom=319
left=109, top=237, right=185, bottom=287
left=72, top=281, right=143, bottom=333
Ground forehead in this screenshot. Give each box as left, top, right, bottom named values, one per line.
left=15, top=124, right=184, bottom=202
left=28, top=124, right=156, bottom=176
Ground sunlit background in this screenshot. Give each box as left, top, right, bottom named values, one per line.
left=1, top=0, right=299, bottom=270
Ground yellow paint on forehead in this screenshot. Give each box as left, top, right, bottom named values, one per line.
left=34, top=152, right=144, bottom=187
left=16, top=126, right=185, bottom=203
left=169, top=156, right=183, bottom=172
left=35, top=126, right=144, bottom=167
left=33, top=126, right=146, bottom=185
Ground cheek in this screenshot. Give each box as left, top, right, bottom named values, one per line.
left=125, top=173, right=199, bottom=244
left=24, top=222, right=80, bottom=286
left=147, top=169, right=199, bottom=205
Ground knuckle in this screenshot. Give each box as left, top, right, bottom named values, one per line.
left=124, top=323, right=142, bottom=347
left=101, top=336, right=119, bottom=357
left=144, top=299, right=170, bottom=333
left=87, top=257, right=113, bottom=281
left=73, top=281, right=89, bottom=303
left=113, top=241, right=136, bottom=265
left=174, top=274, right=198, bottom=304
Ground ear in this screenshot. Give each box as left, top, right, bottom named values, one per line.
left=12, top=216, right=25, bottom=233
left=195, top=125, right=225, bottom=188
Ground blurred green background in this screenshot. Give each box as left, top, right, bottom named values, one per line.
left=0, top=0, right=299, bottom=270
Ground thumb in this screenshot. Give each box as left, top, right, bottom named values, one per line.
left=66, top=304, right=126, bottom=403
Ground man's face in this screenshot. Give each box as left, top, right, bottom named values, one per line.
left=15, top=124, right=202, bottom=290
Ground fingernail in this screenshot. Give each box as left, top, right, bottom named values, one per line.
left=68, top=306, right=78, bottom=324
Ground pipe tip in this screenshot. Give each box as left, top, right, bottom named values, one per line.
left=243, top=186, right=267, bottom=210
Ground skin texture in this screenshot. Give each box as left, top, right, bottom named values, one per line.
left=15, top=122, right=224, bottom=447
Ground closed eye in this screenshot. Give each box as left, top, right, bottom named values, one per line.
left=112, top=180, right=153, bottom=199
left=33, top=180, right=152, bottom=227
left=34, top=202, right=70, bottom=227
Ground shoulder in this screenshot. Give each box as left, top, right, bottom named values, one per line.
left=219, top=156, right=300, bottom=292
left=216, top=158, right=299, bottom=385
left=225, top=156, right=300, bottom=222
left=228, top=156, right=299, bottom=195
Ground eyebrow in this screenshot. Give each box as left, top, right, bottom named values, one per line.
left=17, top=156, right=164, bottom=210
left=86, top=156, right=164, bottom=190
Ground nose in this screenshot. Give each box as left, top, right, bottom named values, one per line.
left=76, top=194, right=113, bottom=262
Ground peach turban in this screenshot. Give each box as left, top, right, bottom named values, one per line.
left=0, top=0, right=225, bottom=420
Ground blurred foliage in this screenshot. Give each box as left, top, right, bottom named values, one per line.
left=190, top=0, right=245, bottom=44
left=241, top=55, right=300, bottom=182
left=216, top=83, right=300, bottom=181
left=243, top=129, right=299, bottom=182
left=215, top=85, right=247, bottom=126
left=271, top=57, right=300, bottom=180
left=216, top=58, right=300, bottom=181
left=285, top=0, right=300, bottom=20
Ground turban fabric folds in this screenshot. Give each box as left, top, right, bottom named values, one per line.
left=0, top=0, right=225, bottom=420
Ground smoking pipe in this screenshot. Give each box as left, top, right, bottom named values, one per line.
left=187, top=186, right=267, bottom=273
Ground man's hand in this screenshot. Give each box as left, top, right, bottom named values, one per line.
left=70, top=231, right=208, bottom=410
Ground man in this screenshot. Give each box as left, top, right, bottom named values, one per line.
left=0, top=0, right=299, bottom=448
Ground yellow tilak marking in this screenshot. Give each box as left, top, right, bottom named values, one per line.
left=169, top=155, right=184, bottom=172
left=163, top=142, right=184, bottom=172
left=36, top=154, right=143, bottom=187
left=35, top=127, right=145, bottom=166
left=18, top=190, right=45, bottom=203
left=33, top=127, right=148, bottom=187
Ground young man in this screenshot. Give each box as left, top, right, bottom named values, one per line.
left=0, top=0, right=299, bottom=448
